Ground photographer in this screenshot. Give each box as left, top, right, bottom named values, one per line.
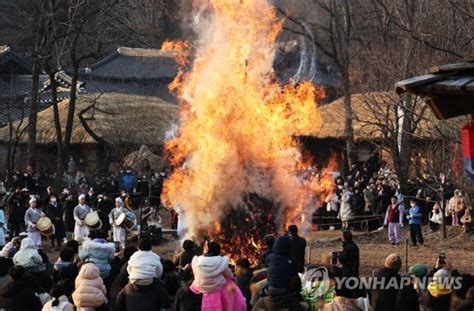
left=338, top=230, right=359, bottom=278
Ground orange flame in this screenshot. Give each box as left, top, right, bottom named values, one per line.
left=161, top=0, right=328, bottom=248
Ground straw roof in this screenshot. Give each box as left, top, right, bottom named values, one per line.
left=313, top=92, right=466, bottom=141
left=0, top=93, right=179, bottom=145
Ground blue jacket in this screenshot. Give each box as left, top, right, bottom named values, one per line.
left=120, top=172, right=137, bottom=193
left=265, top=236, right=298, bottom=291
left=408, top=206, right=423, bottom=225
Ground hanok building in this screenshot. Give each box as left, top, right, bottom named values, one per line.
left=0, top=45, right=84, bottom=169
left=0, top=47, right=179, bottom=172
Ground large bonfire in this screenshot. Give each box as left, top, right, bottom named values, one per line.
left=161, top=0, right=333, bottom=263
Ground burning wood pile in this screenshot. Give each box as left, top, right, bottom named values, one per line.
left=160, top=0, right=335, bottom=264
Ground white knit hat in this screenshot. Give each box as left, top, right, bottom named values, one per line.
left=78, top=194, right=86, bottom=200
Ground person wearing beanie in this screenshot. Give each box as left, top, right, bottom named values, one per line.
left=425, top=268, right=454, bottom=311
left=24, top=197, right=42, bottom=248
left=126, top=238, right=163, bottom=284
left=72, top=263, right=107, bottom=311
left=373, top=252, right=420, bottom=311
left=108, top=197, right=129, bottom=250
left=73, top=194, right=91, bottom=242
left=116, top=238, right=169, bottom=311
left=190, top=241, right=246, bottom=311
left=42, top=284, right=74, bottom=311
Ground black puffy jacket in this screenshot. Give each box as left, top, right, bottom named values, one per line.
left=265, top=236, right=298, bottom=291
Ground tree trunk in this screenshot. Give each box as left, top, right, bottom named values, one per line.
left=63, top=60, right=79, bottom=161
left=342, top=76, right=355, bottom=169
left=48, top=73, right=64, bottom=187
left=27, top=60, right=40, bottom=170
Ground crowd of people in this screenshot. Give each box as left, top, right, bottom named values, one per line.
left=313, top=162, right=473, bottom=239
left=0, top=157, right=471, bottom=310
left=0, top=224, right=471, bottom=311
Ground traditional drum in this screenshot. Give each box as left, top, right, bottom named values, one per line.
left=84, top=211, right=103, bottom=230
left=115, top=212, right=136, bottom=230
left=37, top=216, right=55, bottom=236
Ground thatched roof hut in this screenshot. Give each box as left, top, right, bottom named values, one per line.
left=312, top=92, right=467, bottom=141
left=0, top=93, right=178, bottom=145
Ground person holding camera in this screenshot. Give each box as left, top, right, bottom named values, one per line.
left=338, top=230, right=359, bottom=278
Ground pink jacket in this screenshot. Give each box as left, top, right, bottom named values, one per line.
left=191, top=255, right=234, bottom=293
left=72, top=263, right=107, bottom=310
left=191, top=278, right=246, bottom=311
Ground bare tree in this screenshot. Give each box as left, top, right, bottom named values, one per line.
left=278, top=0, right=358, bottom=168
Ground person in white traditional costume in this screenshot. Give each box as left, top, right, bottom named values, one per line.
left=175, top=205, right=187, bottom=238
left=109, top=197, right=128, bottom=249
left=73, top=194, right=91, bottom=242
left=24, top=197, right=42, bottom=248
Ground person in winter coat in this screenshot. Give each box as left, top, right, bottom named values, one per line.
left=260, top=234, right=274, bottom=268
left=191, top=241, right=246, bottom=311
left=407, top=199, right=424, bottom=246
left=371, top=253, right=419, bottom=311
left=456, top=286, right=474, bottom=311
left=174, top=267, right=202, bottom=311
left=174, top=240, right=196, bottom=269
left=0, top=206, right=6, bottom=248
left=0, top=257, right=13, bottom=289
left=120, top=170, right=137, bottom=194
left=384, top=196, right=404, bottom=245
left=288, top=225, right=307, bottom=273
left=126, top=238, right=163, bottom=284
left=258, top=235, right=303, bottom=311
left=63, top=193, right=76, bottom=241
left=53, top=247, right=78, bottom=283
left=235, top=258, right=252, bottom=310
left=338, top=230, right=359, bottom=277
left=72, top=263, right=107, bottom=311
left=425, top=268, right=455, bottom=311
left=7, top=189, right=25, bottom=238
left=0, top=265, right=42, bottom=311
left=46, top=195, right=65, bottom=249
left=322, top=266, right=363, bottom=311
left=115, top=237, right=170, bottom=310
left=13, top=238, right=43, bottom=272
left=79, top=237, right=115, bottom=279
left=429, top=203, right=443, bottom=232
left=42, top=284, right=74, bottom=311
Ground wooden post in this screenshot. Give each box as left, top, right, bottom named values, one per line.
left=405, top=238, right=409, bottom=273
left=306, top=245, right=312, bottom=265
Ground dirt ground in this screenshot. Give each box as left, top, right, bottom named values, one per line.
left=307, top=226, right=474, bottom=276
